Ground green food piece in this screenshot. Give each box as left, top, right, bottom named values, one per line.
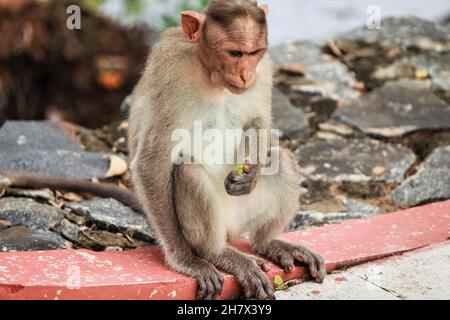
left=235, top=164, right=245, bottom=176
left=274, top=275, right=284, bottom=287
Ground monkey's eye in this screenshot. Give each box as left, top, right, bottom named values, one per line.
left=229, top=51, right=244, bottom=58
left=250, top=50, right=261, bottom=56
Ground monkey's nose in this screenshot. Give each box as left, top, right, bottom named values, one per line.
left=239, top=73, right=254, bottom=88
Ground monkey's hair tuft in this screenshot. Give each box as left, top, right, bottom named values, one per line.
left=205, top=0, right=267, bottom=28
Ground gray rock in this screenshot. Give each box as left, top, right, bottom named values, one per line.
left=0, top=121, right=82, bottom=151
left=337, top=16, right=450, bottom=51
left=288, top=199, right=381, bottom=230
left=0, top=120, right=117, bottom=180
left=0, top=226, right=67, bottom=251
left=270, top=41, right=360, bottom=102
left=333, top=80, right=450, bottom=137
left=344, top=199, right=381, bottom=216
left=0, top=197, right=64, bottom=230
left=0, top=149, right=111, bottom=180
left=272, top=88, right=309, bottom=140
left=53, top=219, right=81, bottom=241
left=66, top=198, right=155, bottom=243
left=409, top=53, right=450, bottom=92
left=392, top=145, right=450, bottom=207
left=5, top=188, right=54, bottom=201
left=295, top=138, right=416, bottom=184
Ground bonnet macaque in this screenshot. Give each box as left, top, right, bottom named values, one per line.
left=2, top=0, right=325, bottom=300
left=128, top=0, right=325, bottom=299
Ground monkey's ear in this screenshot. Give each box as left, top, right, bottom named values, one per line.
left=260, top=4, right=269, bottom=17
left=181, top=11, right=205, bottom=44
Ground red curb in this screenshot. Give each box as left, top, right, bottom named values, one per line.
left=0, top=200, right=449, bottom=300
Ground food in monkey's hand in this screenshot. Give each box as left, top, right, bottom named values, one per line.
left=234, top=164, right=251, bottom=176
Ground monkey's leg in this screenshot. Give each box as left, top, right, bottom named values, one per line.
left=250, top=148, right=327, bottom=283
left=174, top=164, right=275, bottom=300
left=132, top=159, right=224, bottom=301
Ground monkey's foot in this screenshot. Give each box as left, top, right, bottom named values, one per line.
left=257, top=240, right=326, bottom=283
left=191, top=260, right=224, bottom=300
left=236, top=262, right=276, bottom=300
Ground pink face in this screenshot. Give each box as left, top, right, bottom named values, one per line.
left=181, top=10, right=269, bottom=94
left=203, top=19, right=268, bottom=94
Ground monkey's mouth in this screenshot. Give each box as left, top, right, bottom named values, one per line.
left=224, top=81, right=247, bottom=94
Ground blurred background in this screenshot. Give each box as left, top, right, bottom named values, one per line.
left=0, top=0, right=449, bottom=128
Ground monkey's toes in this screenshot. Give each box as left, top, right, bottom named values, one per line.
left=238, top=267, right=275, bottom=300
left=194, top=268, right=224, bottom=300
left=292, top=246, right=326, bottom=283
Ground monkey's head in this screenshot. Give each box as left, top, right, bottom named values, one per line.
left=181, top=0, right=269, bottom=95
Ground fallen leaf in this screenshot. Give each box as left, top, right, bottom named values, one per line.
left=372, top=166, right=386, bottom=176
left=385, top=47, right=401, bottom=58
left=327, top=39, right=343, bottom=57
left=105, top=155, right=128, bottom=178
left=415, top=69, right=429, bottom=79
left=59, top=191, right=83, bottom=202
left=279, top=62, right=305, bottom=75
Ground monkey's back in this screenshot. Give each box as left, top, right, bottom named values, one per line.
left=128, top=27, right=198, bottom=160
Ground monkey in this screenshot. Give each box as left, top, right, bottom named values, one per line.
left=1, top=0, right=326, bottom=300
left=127, top=0, right=325, bottom=300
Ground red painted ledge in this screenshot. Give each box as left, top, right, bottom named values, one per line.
left=0, top=200, right=449, bottom=300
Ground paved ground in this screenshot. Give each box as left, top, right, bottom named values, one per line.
left=276, top=242, right=450, bottom=300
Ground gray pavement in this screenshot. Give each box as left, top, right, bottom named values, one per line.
left=276, top=242, right=450, bottom=300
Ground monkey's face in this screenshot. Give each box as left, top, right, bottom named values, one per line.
left=200, top=18, right=268, bottom=95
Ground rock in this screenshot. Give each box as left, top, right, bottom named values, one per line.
left=337, top=16, right=450, bottom=52
left=53, top=219, right=80, bottom=241
left=0, top=219, right=10, bottom=230
left=77, top=229, right=145, bottom=251
left=391, top=145, right=450, bottom=207
left=0, top=149, right=111, bottom=180
left=335, top=17, right=450, bottom=90
left=0, top=197, right=64, bottom=230
left=333, top=80, right=450, bottom=138
left=0, top=121, right=82, bottom=151
left=66, top=198, right=155, bottom=243
left=5, top=188, right=54, bottom=201
left=272, top=88, right=309, bottom=140
left=288, top=199, right=381, bottom=230
left=0, top=226, right=67, bottom=251
left=271, top=41, right=360, bottom=103
left=409, top=53, right=450, bottom=92
left=0, top=120, right=121, bottom=180
left=295, top=138, right=416, bottom=184
left=372, top=58, right=415, bottom=83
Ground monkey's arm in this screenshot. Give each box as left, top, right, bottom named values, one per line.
left=1, top=172, right=141, bottom=212
left=225, top=117, right=271, bottom=196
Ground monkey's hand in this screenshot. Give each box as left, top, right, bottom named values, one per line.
left=224, top=164, right=258, bottom=196
left=258, top=240, right=326, bottom=283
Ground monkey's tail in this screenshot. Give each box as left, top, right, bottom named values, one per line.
left=5, top=172, right=142, bottom=213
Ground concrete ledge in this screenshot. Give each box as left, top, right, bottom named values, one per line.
left=0, top=200, right=449, bottom=300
